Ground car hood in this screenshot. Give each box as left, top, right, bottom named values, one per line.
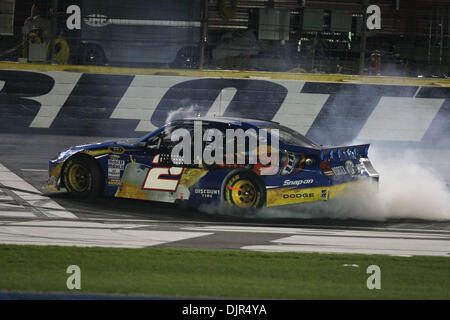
left=54, top=139, right=137, bottom=162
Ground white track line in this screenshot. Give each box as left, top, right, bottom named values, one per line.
left=0, top=220, right=212, bottom=248
left=0, top=211, right=36, bottom=218
left=182, top=225, right=450, bottom=237
left=0, top=163, right=77, bottom=219
left=240, top=230, right=450, bottom=257
left=183, top=225, right=450, bottom=257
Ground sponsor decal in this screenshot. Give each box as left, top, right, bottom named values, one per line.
left=107, top=166, right=121, bottom=183
left=282, top=192, right=315, bottom=199
left=280, top=152, right=298, bottom=175
left=321, top=189, right=328, bottom=199
left=266, top=186, right=329, bottom=207
left=84, top=14, right=109, bottom=27
left=83, top=14, right=201, bottom=28
left=109, top=146, right=125, bottom=154
left=194, top=188, right=220, bottom=198
left=107, top=165, right=122, bottom=185
left=107, top=157, right=125, bottom=185
left=282, top=179, right=314, bottom=187
left=108, top=179, right=121, bottom=185
left=108, top=159, right=125, bottom=170
left=108, top=168, right=121, bottom=177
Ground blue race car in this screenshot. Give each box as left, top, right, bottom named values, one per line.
left=45, top=117, right=379, bottom=209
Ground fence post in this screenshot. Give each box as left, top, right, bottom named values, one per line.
left=48, top=0, right=58, bottom=64
left=199, top=0, right=209, bottom=70
left=359, top=0, right=368, bottom=75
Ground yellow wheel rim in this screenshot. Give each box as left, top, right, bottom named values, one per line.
left=230, top=179, right=257, bottom=209
left=68, top=164, right=90, bottom=193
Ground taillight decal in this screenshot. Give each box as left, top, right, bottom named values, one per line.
left=320, top=161, right=334, bottom=176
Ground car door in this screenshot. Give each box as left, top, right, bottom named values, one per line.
left=117, top=124, right=192, bottom=203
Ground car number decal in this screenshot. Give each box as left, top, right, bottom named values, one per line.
left=142, top=167, right=183, bottom=191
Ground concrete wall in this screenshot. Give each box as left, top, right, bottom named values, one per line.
left=0, top=68, right=449, bottom=150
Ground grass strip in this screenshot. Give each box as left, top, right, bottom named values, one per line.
left=0, top=244, right=448, bottom=299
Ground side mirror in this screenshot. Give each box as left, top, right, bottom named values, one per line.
left=136, top=135, right=161, bottom=149
left=147, top=136, right=162, bottom=149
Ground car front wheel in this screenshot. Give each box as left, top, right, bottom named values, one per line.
left=62, top=156, right=103, bottom=198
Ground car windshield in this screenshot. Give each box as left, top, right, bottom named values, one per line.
left=116, top=137, right=141, bottom=145
left=257, top=124, right=321, bottom=148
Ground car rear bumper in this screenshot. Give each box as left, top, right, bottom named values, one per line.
left=329, top=176, right=379, bottom=200
left=266, top=175, right=379, bottom=207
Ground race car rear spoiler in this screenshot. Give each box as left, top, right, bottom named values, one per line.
left=319, top=144, right=370, bottom=161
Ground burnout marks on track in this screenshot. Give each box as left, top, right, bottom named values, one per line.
left=0, top=186, right=35, bottom=218
left=0, top=163, right=77, bottom=219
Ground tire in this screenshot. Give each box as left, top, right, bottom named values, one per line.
left=81, top=43, right=107, bottom=65
left=62, top=156, right=103, bottom=198
left=170, top=46, right=200, bottom=69
left=222, top=170, right=266, bottom=209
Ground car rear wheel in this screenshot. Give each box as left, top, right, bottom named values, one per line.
left=223, top=171, right=265, bottom=209
left=62, top=156, right=103, bottom=198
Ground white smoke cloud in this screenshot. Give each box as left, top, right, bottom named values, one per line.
left=165, top=105, right=200, bottom=124
left=374, top=164, right=450, bottom=220
left=198, top=147, right=450, bottom=221
left=254, top=148, right=450, bottom=221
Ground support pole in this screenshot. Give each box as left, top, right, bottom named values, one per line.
left=359, top=0, right=368, bottom=75
left=48, top=0, right=58, bottom=63
left=199, top=0, right=208, bottom=70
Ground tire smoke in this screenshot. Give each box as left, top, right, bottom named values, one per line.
left=165, top=105, right=199, bottom=124
left=198, top=148, right=450, bottom=221
left=255, top=147, right=450, bottom=221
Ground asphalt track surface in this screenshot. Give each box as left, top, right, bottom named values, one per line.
left=0, top=133, right=449, bottom=256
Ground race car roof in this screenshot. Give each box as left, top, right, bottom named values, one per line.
left=174, top=116, right=279, bottom=127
